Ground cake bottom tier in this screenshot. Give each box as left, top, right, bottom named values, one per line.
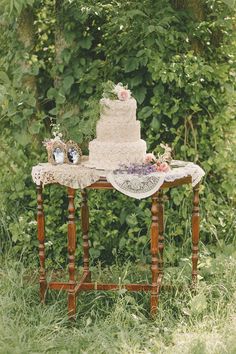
left=86, top=139, right=147, bottom=170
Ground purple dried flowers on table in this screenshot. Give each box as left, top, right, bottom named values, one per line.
left=114, top=163, right=158, bottom=175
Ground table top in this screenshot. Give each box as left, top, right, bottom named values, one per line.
left=32, top=160, right=204, bottom=198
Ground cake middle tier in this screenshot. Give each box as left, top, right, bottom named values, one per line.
left=96, top=120, right=141, bottom=142
left=88, top=139, right=147, bottom=170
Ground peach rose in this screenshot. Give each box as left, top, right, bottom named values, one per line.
left=156, top=162, right=170, bottom=173
left=144, top=153, right=156, bottom=164
left=117, top=89, right=131, bottom=101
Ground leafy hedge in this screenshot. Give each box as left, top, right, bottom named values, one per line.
left=0, top=0, right=235, bottom=265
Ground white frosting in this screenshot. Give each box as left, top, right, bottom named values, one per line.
left=87, top=97, right=146, bottom=170
left=100, top=98, right=137, bottom=123
left=96, top=120, right=140, bottom=142
left=88, top=139, right=147, bottom=170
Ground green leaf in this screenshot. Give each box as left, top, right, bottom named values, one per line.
left=0, top=71, right=10, bottom=85
left=13, top=131, right=31, bottom=146
left=28, top=120, right=41, bottom=134
left=133, top=86, right=147, bottom=104
left=61, top=111, right=74, bottom=120
left=129, top=75, right=143, bottom=88
left=61, top=48, right=71, bottom=64
left=63, top=75, right=74, bottom=91
left=124, top=58, right=139, bottom=73
left=222, top=0, right=236, bottom=9
left=14, top=0, right=23, bottom=13
left=49, top=107, right=58, bottom=115
left=47, top=87, right=57, bottom=99
left=150, top=116, right=160, bottom=131
left=126, top=214, right=138, bottom=227
left=56, top=93, right=66, bottom=104
left=126, top=10, right=148, bottom=18
left=147, top=25, right=156, bottom=34
left=79, top=36, right=93, bottom=49
left=139, top=106, right=153, bottom=119
left=27, top=95, right=36, bottom=107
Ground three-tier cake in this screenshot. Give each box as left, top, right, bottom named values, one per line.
left=85, top=83, right=147, bottom=170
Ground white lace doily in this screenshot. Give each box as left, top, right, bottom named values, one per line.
left=106, top=160, right=205, bottom=199
left=31, top=160, right=205, bottom=199
left=107, top=172, right=165, bottom=199
left=32, top=163, right=101, bottom=189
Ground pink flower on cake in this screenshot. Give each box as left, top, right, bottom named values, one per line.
left=113, top=83, right=131, bottom=101
left=144, top=153, right=156, bottom=164
left=155, top=162, right=170, bottom=173
left=117, top=89, right=131, bottom=101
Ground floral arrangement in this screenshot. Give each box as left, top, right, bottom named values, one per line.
left=102, top=80, right=131, bottom=101
left=144, top=144, right=172, bottom=172
left=114, top=144, right=172, bottom=175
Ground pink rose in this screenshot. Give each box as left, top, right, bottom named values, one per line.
left=144, top=153, right=156, bottom=164
left=156, top=162, right=170, bottom=173
left=118, top=89, right=131, bottom=101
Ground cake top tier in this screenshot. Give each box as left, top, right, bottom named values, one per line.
left=100, top=97, right=137, bottom=123
left=100, top=81, right=137, bottom=123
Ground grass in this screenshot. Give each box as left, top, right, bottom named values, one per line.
left=0, top=249, right=236, bottom=354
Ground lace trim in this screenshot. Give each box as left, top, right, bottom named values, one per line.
left=32, top=162, right=101, bottom=189
left=106, top=161, right=205, bottom=199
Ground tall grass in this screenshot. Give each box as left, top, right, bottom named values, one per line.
left=0, top=249, right=236, bottom=354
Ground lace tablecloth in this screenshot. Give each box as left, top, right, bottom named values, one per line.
left=32, top=160, right=205, bottom=199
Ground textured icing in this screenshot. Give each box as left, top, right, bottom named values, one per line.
left=100, top=98, right=137, bottom=123
left=88, top=139, right=147, bottom=170
left=96, top=120, right=140, bottom=142
left=87, top=96, right=146, bottom=170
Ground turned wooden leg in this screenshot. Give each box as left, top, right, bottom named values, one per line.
left=157, top=191, right=164, bottom=276
left=150, top=192, right=159, bottom=317
left=37, top=184, right=47, bottom=303
left=192, top=184, right=200, bottom=286
left=81, top=189, right=91, bottom=282
left=67, top=187, right=76, bottom=320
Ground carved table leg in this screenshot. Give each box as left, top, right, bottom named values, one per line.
left=157, top=191, right=164, bottom=276
left=150, top=192, right=159, bottom=317
left=37, top=184, right=47, bottom=303
left=192, top=184, right=200, bottom=286
left=67, top=187, right=76, bottom=320
left=81, top=189, right=91, bottom=282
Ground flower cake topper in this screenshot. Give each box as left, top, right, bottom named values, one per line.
left=102, top=80, right=131, bottom=101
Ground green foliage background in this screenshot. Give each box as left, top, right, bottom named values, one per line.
left=0, top=0, right=236, bottom=266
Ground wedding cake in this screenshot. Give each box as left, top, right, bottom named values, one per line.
left=86, top=82, right=147, bottom=170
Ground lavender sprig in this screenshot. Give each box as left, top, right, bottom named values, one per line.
left=114, top=163, right=157, bottom=175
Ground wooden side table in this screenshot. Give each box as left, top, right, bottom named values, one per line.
left=36, top=175, right=200, bottom=319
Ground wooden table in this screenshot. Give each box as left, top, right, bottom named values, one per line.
left=36, top=175, right=200, bottom=319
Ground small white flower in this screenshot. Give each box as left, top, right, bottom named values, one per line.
left=29, top=220, right=37, bottom=226
left=113, top=83, right=124, bottom=95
